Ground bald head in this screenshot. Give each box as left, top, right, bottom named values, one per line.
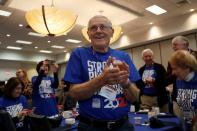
left=88, top=15, right=112, bottom=28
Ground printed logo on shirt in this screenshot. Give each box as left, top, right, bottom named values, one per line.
left=177, top=89, right=197, bottom=110
left=39, top=80, right=54, bottom=98
left=88, top=60, right=106, bottom=79
left=6, top=103, right=23, bottom=117
left=142, top=69, right=155, bottom=81
left=177, top=89, right=197, bottom=120
left=87, top=60, right=127, bottom=109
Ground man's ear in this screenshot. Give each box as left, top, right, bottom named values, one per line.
left=111, top=28, right=114, bottom=38
left=87, top=30, right=91, bottom=39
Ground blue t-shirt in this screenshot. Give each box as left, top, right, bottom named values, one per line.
left=176, top=72, right=197, bottom=123
left=32, top=76, right=58, bottom=117
left=64, top=47, right=141, bottom=120
left=142, top=65, right=157, bottom=95
left=0, top=95, right=28, bottom=130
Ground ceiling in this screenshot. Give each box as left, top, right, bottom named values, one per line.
left=0, top=0, right=197, bottom=54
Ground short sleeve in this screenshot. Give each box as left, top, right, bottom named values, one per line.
left=64, top=49, right=83, bottom=84
left=21, top=95, right=28, bottom=109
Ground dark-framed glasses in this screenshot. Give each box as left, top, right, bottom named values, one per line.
left=88, top=24, right=112, bottom=32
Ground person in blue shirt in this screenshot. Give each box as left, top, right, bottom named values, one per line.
left=32, top=60, right=59, bottom=117
left=0, top=77, right=29, bottom=131
left=139, top=49, right=168, bottom=112
left=64, top=15, right=141, bottom=131
left=169, top=50, right=197, bottom=131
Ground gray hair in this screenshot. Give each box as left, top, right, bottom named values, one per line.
left=172, top=36, right=189, bottom=46
left=142, top=48, right=154, bottom=57
left=88, top=15, right=112, bottom=28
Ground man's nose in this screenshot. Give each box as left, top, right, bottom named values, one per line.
left=95, top=27, right=102, bottom=32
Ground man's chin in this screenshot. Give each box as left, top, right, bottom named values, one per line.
left=93, top=39, right=109, bottom=45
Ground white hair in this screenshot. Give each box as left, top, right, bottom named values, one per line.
left=142, top=48, right=154, bottom=57
left=88, top=15, right=112, bottom=28
left=172, top=36, right=189, bottom=46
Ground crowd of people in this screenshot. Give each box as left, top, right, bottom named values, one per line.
left=0, top=15, right=196, bottom=131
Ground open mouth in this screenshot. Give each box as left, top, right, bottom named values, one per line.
left=93, top=34, right=106, bottom=40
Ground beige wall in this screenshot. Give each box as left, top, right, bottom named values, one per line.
left=130, top=33, right=197, bottom=70
left=0, top=60, right=37, bottom=81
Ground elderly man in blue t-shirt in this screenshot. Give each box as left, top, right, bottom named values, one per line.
left=64, top=15, right=141, bottom=131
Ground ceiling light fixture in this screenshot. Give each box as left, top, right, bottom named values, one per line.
left=51, top=45, right=65, bottom=49
left=16, top=40, right=32, bottom=45
left=6, top=34, right=11, bottom=37
left=66, top=39, right=81, bottom=43
left=149, top=22, right=153, bottom=25
left=146, top=5, right=167, bottom=15
left=18, top=24, right=23, bottom=27
left=7, top=46, right=22, bottom=50
left=28, top=32, right=46, bottom=37
left=39, top=50, right=52, bottom=53
left=25, top=0, right=77, bottom=36
left=190, top=9, right=195, bottom=12
left=0, top=10, right=12, bottom=17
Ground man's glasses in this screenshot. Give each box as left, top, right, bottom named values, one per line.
left=88, top=24, right=112, bottom=32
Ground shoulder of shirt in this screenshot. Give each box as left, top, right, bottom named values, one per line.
left=194, top=72, right=197, bottom=79
left=20, top=95, right=26, bottom=99
left=73, top=46, right=90, bottom=53
left=110, top=48, right=128, bottom=56
left=153, top=62, right=164, bottom=67
left=71, top=47, right=91, bottom=56
left=0, top=96, right=3, bottom=103
left=32, top=76, right=38, bottom=79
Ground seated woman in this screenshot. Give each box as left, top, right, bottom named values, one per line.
left=32, top=60, right=59, bottom=117
left=0, top=77, right=29, bottom=131
left=169, top=50, right=197, bottom=131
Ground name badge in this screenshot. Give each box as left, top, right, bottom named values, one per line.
left=99, top=85, right=117, bottom=100
left=92, top=98, right=101, bottom=108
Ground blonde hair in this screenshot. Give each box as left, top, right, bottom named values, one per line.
left=172, top=36, right=189, bottom=46
left=16, top=68, right=30, bottom=84
left=170, top=50, right=197, bottom=71
left=141, top=48, right=154, bottom=57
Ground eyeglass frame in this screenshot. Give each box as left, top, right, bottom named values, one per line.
left=88, top=24, right=113, bottom=32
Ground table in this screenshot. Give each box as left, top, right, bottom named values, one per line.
left=60, top=112, right=183, bottom=131
left=128, top=112, right=183, bottom=131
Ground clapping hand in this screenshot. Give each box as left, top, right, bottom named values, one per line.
left=51, top=63, right=59, bottom=73
left=101, top=56, right=130, bottom=86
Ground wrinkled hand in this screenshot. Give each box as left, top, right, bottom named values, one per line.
left=51, top=63, right=59, bottom=73
left=166, top=84, right=173, bottom=94
left=144, top=77, right=155, bottom=87
left=17, top=109, right=31, bottom=120
left=100, top=56, right=129, bottom=86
